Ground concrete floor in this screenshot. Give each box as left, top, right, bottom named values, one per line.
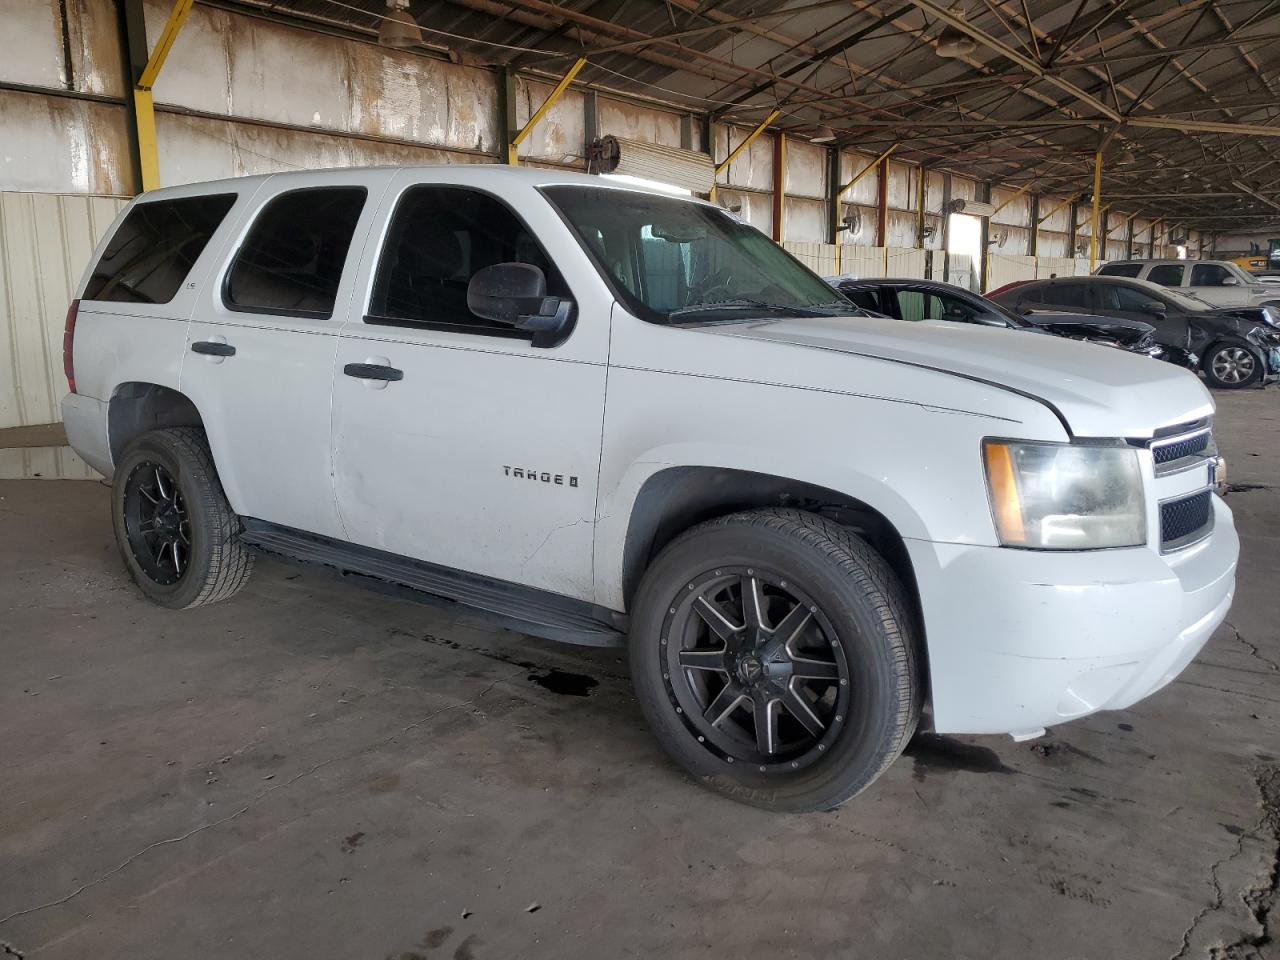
left=1, top=393, right=1277, bottom=960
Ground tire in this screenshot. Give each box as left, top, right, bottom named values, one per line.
left=1202, top=341, right=1263, bottom=389
left=112, top=427, right=253, bottom=609
left=629, top=508, right=920, bottom=813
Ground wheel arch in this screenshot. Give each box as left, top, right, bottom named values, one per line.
left=108, top=382, right=207, bottom=464
left=619, top=465, right=929, bottom=695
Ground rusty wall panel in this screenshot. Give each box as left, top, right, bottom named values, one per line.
left=349, top=43, right=496, bottom=153
left=714, top=125, right=773, bottom=190
left=598, top=98, right=681, bottom=149
left=838, top=150, right=877, bottom=206
left=146, top=0, right=498, bottom=155
left=783, top=197, right=825, bottom=242
left=1, top=0, right=65, bottom=89
left=950, top=176, right=976, bottom=202
left=68, top=0, right=125, bottom=96
left=515, top=78, right=584, bottom=165
left=784, top=140, right=825, bottom=200
left=1038, top=231, right=1069, bottom=258
left=0, top=90, right=134, bottom=194
left=992, top=226, right=1031, bottom=256
left=885, top=210, right=917, bottom=247
left=992, top=186, right=1029, bottom=226
left=1039, top=195, right=1070, bottom=232
left=157, top=113, right=493, bottom=187
left=885, top=160, right=913, bottom=212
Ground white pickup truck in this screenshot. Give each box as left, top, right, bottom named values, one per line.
left=62, top=166, right=1238, bottom=811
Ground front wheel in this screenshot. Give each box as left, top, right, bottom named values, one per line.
left=1203, top=341, right=1262, bottom=389
left=629, top=509, right=920, bottom=812
left=112, top=427, right=253, bottom=609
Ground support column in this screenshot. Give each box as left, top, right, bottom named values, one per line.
left=875, top=154, right=889, bottom=247
left=1089, top=148, right=1103, bottom=270
left=499, top=67, right=518, bottom=165
left=939, top=174, right=952, bottom=283
left=978, top=181, right=991, bottom=293
left=915, top=166, right=927, bottom=249
left=1028, top=193, right=1040, bottom=257
left=124, top=0, right=194, bottom=192
left=772, top=132, right=786, bottom=243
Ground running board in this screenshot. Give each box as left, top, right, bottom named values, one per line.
left=239, top=520, right=625, bottom=648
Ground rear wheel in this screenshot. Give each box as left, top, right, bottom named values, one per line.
left=629, top=509, right=919, bottom=812
left=112, top=427, right=253, bottom=609
left=1203, top=341, right=1262, bottom=389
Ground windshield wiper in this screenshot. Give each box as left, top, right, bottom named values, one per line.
left=668, top=299, right=834, bottom=321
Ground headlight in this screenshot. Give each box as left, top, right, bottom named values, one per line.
left=982, top=440, right=1146, bottom=549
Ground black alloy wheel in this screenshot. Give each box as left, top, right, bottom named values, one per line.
left=661, top=567, right=849, bottom=770
left=121, top=460, right=192, bottom=585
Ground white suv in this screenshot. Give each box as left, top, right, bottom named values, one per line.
left=61, top=166, right=1238, bottom=811
left=1097, top=258, right=1280, bottom=310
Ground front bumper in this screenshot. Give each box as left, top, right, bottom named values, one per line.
left=905, top=495, right=1239, bottom=735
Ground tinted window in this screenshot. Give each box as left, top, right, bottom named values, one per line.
left=1190, top=263, right=1231, bottom=286
left=1045, top=282, right=1090, bottom=308
left=1146, top=263, right=1184, bottom=287
left=1017, top=286, right=1043, bottom=305
left=1099, top=284, right=1161, bottom=311
left=225, top=187, right=366, bottom=318
left=84, top=194, right=235, bottom=304
left=369, top=186, right=568, bottom=334
left=1098, top=262, right=1143, bottom=278
left=841, top=288, right=882, bottom=312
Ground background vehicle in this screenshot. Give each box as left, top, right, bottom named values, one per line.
left=991, top=275, right=1280, bottom=389
left=1096, top=258, right=1280, bottom=309
left=62, top=167, right=1238, bottom=812
left=830, top=276, right=1175, bottom=363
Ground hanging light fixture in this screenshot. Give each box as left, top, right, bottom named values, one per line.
left=935, top=3, right=977, bottom=57
left=378, top=0, right=421, bottom=48
left=808, top=125, right=837, bottom=143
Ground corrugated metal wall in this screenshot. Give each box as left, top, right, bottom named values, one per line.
left=0, top=191, right=124, bottom=478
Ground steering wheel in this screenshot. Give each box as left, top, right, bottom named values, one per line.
left=690, top=268, right=736, bottom=305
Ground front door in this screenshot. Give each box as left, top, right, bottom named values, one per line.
left=329, top=181, right=608, bottom=601
left=1090, top=283, right=1191, bottom=347
left=1188, top=262, right=1247, bottom=305
left=182, top=174, right=391, bottom=539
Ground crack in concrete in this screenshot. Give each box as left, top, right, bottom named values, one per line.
left=1168, top=764, right=1280, bottom=960
left=1226, top=621, right=1280, bottom=675
left=0, top=670, right=523, bottom=930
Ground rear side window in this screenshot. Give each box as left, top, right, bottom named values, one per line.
left=1146, top=263, right=1185, bottom=287
left=367, top=185, right=569, bottom=335
left=225, top=187, right=367, bottom=319
left=1098, top=262, right=1142, bottom=278
left=1045, top=283, right=1089, bottom=308
left=84, top=194, right=235, bottom=304
left=1099, top=284, right=1160, bottom=311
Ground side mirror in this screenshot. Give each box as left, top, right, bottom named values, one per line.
left=974, top=313, right=1010, bottom=327
left=1221, top=276, right=1239, bottom=286
left=467, top=262, right=573, bottom=347
left=1141, top=300, right=1167, bottom=316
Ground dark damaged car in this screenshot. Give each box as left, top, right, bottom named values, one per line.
left=990, top=275, right=1280, bottom=389
left=827, top=276, right=1182, bottom=365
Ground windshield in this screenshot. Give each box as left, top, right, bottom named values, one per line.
left=541, top=185, right=855, bottom=323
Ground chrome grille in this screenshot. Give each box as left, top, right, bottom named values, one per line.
left=1153, top=431, right=1211, bottom=465
left=1160, top=490, right=1213, bottom=552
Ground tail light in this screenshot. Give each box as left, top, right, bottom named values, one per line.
left=63, top=298, right=80, bottom=393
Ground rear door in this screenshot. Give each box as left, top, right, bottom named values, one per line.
left=180, top=171, right=393, bottom=538
left=328, top=174, right=611, bottom=600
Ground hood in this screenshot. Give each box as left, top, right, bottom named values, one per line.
left=696, top=314, right=1212, bottom=439
left=1020, top=310, right=1154, bottom=347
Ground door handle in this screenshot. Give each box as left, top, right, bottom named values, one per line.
left=343, top=362, right=403, bottom=382
left=191, top=340, right=236, bottom=357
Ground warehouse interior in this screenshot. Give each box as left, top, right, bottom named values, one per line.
left=2, top=1, right=1279, bottom=958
